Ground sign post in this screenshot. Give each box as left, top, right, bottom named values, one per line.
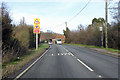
left=99, top=26, right=103, bottom=47
left=34, top=18, right=40, bottom=50
left=36, top=33, right=38, bottom=50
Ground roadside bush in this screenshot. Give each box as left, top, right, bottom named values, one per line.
left=1, top=3, right=35, bottom=64
left=65, top=17, right=119, bottom=50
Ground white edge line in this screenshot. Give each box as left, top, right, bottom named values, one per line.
left=14, top=49, right=49, bottom=80
left=77, top=59, right=94, bottom=72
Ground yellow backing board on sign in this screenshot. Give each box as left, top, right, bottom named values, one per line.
left=34, top=18, right=40, bottom=24
left=34, top=24, right=40, bottom=29
left=33, top=18, right=40, bottom=34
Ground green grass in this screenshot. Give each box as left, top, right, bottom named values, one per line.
left=2, top=44, right=49, bottom=78
left=105, top=48, right=120, bottom=53
left=68, top=43, right=120, bottom=53
left=2, top=44, right=49, bottom=68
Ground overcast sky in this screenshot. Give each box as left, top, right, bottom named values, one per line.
left=1, top=0, right=119, bottom=34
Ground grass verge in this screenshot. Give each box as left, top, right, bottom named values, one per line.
left=2, top=44, right=49, bottom=78
left=68, top=43, right=120, bottom=54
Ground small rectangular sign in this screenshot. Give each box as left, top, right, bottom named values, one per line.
left=99, top=27, right=102, bottom=31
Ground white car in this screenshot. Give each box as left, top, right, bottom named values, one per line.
left=57, top=39, right=62, bottom=44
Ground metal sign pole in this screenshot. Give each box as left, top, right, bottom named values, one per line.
left=100, top=26, right=103, bottom=48
left=36, top=33, right=38, bottom=50
left=101, top=28, right=103, bottom=48
left=34, top=18, right=40, bottom=50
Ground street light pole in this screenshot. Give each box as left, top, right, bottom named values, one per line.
left=105, top=0, right=108, bottom=48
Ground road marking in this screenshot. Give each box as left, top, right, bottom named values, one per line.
left=52, top=54, right=53, bottom=56
left=58, top=53, right=59, bottom=55
left=61, top=46, right=69, bottom=52
left=70, top=53, right=74, bottom=56
left=65, top=49, right=68, bottom=52
left=77, top=59, right=94, bottom=72
left=14, top=48, right=49, bottom=80
left=98, top=75, right=102, bottom=78
left=61, top=46, right=94, bottom=72
left=68, top=53, right=71, bottom=55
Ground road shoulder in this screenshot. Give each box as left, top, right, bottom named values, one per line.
left=2, top=44, right=49, bottom=79
left=67, top=44, right=119, bottom=58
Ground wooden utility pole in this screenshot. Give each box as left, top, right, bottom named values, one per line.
left=105, top=0, right=108, bottom=48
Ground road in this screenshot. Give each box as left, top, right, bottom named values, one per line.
left=16, top=44, right=118, bottom=78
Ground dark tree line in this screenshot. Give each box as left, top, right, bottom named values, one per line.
left=64, top=2, right=120, bottom=50
left=63, top=27, right=71, bottom=43
left=63, top=17, right=119, bottom=50
left=1, top=3, right=38, bottom=64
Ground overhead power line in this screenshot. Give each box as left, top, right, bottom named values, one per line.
left=54, top=0, right=92, bottom=27
left=68, top=0, right=92, bottom=23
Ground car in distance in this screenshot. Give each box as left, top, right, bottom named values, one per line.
left=57, top=39, right=62, bottom=45
left=48, top=39, right=52, bottom=45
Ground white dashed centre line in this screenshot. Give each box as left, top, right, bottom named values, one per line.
left=70, top=53, right=74, bottom=56
left=98, top=75, right=102, bottom=78
left=61, top=46, right=68, bottom=52
left=52, top=54, right=53, bottom=56
left=61, top=45, right=94, bottom=72
left=65, top=49, right=68, bottom=52
left=77, top=59, right=94, bottom=72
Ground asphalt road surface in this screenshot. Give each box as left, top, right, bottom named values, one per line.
left=18, top=44, right=118, bottom=78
